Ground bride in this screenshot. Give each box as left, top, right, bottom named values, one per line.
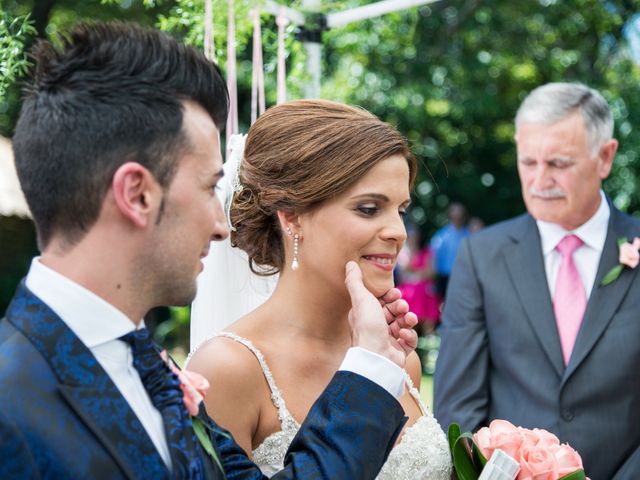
left=187, top=99, right=452, bottom=479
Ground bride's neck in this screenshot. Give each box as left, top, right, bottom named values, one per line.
left=265, top=273, right=351, bottom=342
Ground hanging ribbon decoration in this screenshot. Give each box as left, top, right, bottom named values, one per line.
left=204, top=0, right=215, bottom=61
left=250, top=8, right=266, bottom=124
left=226, top=0, right=239, bottom=151
left=276, top=9, right=289, bottom=105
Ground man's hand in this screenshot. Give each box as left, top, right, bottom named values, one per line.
left=344, top=261, right=418, bottom=367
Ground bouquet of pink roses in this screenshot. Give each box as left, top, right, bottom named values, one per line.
left=448, top=420, right=588, bottom=480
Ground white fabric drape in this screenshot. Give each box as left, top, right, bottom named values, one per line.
left=276, top=10, right=289, bottom=104
left=250, top=8, right=266, bottom=124
left=189, top=135, right=278, bottom=352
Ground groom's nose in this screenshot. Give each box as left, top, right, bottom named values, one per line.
left=210, top=198, right=229, bottom=241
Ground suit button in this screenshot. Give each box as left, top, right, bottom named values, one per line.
left=561, top=409, right=574, bottom=421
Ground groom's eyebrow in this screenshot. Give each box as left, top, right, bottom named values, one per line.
left=210, top=169, right=224, bottom=181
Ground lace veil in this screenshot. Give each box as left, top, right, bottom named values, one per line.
left=189, top=134, right=277, bottom=352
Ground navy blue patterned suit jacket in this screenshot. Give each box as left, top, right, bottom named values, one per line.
left=0, top=283, right=406, bottom=479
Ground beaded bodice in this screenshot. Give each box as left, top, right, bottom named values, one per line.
left=192, top=332, right=452, bottom=479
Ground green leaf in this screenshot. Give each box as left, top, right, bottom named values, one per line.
left=617, top=237, right=629, bottom=247
left=448, top=423, right=462, bottom=452
left=452, top=435, right=481, bottom=480
left=472, top=442, right=488, bottom=467
left=600, top=264, right=623, bottom=286
left=192, top=417, right=227, bottom=479
left=559, top=469, right=587, bottom=480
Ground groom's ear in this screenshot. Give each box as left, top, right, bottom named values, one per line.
left=111, top=162, right=161, bottom=229
left=276, top=210, right=301, bottom=235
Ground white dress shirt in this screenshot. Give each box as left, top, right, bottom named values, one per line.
left=25, top=258, right=406, bottom=465
left=536, top=191, right=610, bottom=299
left=25, top=258, right=173, bottom=468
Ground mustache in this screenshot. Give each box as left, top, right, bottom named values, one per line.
left=529, top=186, right=566, bottom=199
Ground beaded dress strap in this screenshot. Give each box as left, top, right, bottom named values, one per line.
left=207, top=332, right=299, bottom=431
left=403, top=371, right=429, bottom=416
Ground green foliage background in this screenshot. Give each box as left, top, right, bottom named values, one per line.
left=2, top=0, right=640, bottom=350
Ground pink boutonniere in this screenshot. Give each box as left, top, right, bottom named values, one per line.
left=160, top=351, right=227, bottom=477
left=600, top=237, right=640, bottom=286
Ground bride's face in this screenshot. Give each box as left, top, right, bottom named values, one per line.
left=297, top=154, right=410, bottom=298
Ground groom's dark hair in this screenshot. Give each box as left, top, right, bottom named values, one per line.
left=13, top=21, right=229, bottom=249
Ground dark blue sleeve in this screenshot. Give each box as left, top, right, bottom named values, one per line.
left=213, top=371, right=406, bottom=480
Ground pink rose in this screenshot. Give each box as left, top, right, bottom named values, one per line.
left=160, top=351, right=211, bottom=416
left=489, top=420, right=524, bottom=460
left=171, top=365, right=210, bottom=416
left=473, top=420, right=525, bottom=461
left=518, top=445, right=559, bottom=480
left=553, top=444, right=583, bottom=476
left=518, top=427, right=541, bottom=449
left=531, top=428, right=560, bottom=449
left=619, top=237, right=640, bottom=269
left=473, top=426, right=494, bottom=460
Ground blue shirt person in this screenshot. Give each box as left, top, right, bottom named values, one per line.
left=430, top=202, right=469, bottom=298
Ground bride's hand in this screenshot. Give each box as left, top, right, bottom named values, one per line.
left=344, top=261, right=418, bottom=367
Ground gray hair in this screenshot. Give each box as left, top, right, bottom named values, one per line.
left=515, top=82, right=614, bottom=154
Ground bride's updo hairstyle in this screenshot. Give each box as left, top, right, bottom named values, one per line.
left=230, top=99, right=417, bottom=275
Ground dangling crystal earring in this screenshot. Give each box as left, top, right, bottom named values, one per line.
left=291, top=233, right=300, bottom=270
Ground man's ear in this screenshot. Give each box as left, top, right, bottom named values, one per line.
left=112, top=162, right=161, bottom=228
left=276, top=210, right=301, bottom=236
left=598, top=138, right=618, bottom=179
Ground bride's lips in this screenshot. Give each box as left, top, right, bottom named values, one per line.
left=361, top=253, right=396, bottom=272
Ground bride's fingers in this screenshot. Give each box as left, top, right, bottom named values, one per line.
left=378, top=287, right=402, bottom=306
left=388, top=311, right=417, bottom=339
left=397, top=327, right=418, bottom=352
left=396, top=311, right=418, bottom=330
left=384, top=299, right=409, bottom=322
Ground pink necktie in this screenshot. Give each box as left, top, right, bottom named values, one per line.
left=553, top=234, right=587, bottom=366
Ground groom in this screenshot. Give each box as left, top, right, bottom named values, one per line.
left=0, top=22, right=418, bottom=479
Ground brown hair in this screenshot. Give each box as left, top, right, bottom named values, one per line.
left=230, top=99, right=416, bottom=274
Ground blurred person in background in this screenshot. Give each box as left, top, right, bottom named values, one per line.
left=430, top=202, right=469, bottom=300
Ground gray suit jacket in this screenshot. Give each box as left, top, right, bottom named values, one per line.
left=434, top=205, right=640, bottom=480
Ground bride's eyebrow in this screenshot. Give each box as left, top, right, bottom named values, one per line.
left=350, top=193, right=411, bottom=207
left=350, top=193, right=389, bottom=202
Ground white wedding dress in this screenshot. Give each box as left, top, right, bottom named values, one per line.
left=192, top=332, right=452, bottom=480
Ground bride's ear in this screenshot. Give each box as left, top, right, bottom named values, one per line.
left=276, top=210, right=301, bottom=237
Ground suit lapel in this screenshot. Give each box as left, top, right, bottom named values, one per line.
left=562, top=207, right=640, bottom=384
left=503, top=215, right=565, bottom=378
left=6, top=283, right=169, bottom=480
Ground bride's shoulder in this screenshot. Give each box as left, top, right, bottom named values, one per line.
left=187, top=331, right=267, bottom=391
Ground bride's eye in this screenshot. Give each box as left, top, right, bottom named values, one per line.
left=356, top=204, right=378, bottom=216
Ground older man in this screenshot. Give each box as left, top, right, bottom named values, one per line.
left=434, top=82, right=640, bottom=480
